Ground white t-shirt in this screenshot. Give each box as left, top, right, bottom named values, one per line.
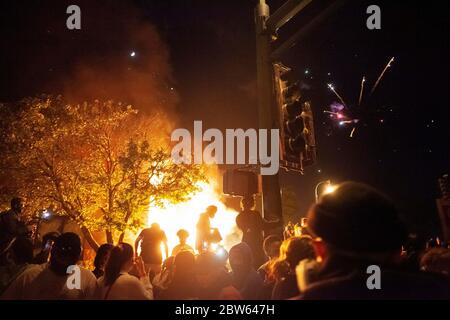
left=97, top=272, right=153, bottom=300
left=1, top=263, right=97, bottom=300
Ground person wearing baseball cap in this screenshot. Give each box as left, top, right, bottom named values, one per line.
left=300, top=182, right=450, bottom=300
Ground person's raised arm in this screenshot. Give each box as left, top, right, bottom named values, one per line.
left=135, top=232, right=143, bottom=258
left=163, top=232, right=169, bottom=259
left=133, top=256, right=153, bottom=300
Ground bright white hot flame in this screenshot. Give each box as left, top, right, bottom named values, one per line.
left=147, top=180, right=242, bottom=256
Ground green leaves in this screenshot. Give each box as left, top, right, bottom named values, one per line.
left=0, top=96, right=206, bottom=246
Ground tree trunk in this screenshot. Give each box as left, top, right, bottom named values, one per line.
left=118, top=208, right=133, bottom=244
left=118, top=232, right=125, bottom=243
left=80, top=226, right=100, bottom=252
left=58, top=216, right=69, bottom=234
left=106, top=230, right=114, bottom=244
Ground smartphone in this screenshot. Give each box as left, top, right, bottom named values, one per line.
left=301, top=218, right=308, bottom=228
left=44, top=240, right=54, bottom=251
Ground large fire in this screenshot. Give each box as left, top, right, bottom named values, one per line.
left=147, top=180, right=242, bottom=257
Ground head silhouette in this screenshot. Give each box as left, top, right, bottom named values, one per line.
left=104, top=243, right=134, bottom=286
left=241, top=195, right=255, bottom=211
left=308, top=182, right=407, bottom=255
left=94, top=243, right=114, bottom=272
left=50, top=232, right=82, bottom=276
left=176, top=229, right=189, bottom=244
left=11, top=197, right=23, bottom=214
left=206, top=205, right=218, bottom=218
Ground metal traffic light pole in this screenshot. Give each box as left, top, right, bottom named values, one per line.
left=255, top=0, right=343, bottom=223
left=255, top=0, right=283, bottom=222
left=255, top=0, right=313, bottom=222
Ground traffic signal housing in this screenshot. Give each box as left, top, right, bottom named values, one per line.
left=273, top=63, right=316, bottom=173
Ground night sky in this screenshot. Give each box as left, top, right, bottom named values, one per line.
left=0, top=0, right=449, bottom=236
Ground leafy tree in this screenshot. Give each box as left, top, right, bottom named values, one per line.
left=0, top=96, right=206, bottom=250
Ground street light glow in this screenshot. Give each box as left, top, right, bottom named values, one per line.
left=315, top=180, right=337, bottom=203
left=324, top=185, right=337, bottom=195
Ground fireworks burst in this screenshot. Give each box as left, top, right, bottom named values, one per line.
left=325, top=56, right=396, bottom=138
left=327, top=83, right=348, bottom=107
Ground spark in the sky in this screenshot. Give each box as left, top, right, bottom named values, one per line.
left=327, top=83, right=348, bottom=107
left=371, top=57, right=395, bottom=95
left=358, top=76, right=366, bottom=106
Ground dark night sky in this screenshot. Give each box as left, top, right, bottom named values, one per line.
left=0, top=0, right=449, bottom=236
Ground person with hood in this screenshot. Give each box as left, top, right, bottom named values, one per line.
left=229, top=242, right=264, bottom=300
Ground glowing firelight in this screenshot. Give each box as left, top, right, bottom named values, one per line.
left=147, top=180, right=242, bottom=257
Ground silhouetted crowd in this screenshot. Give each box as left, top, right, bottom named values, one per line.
left=1, top=182, right=450, bottom=300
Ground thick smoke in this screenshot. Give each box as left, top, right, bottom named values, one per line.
left=62, top=1, right=179, bottom=120
left=4, top=0, right=179, bottom=129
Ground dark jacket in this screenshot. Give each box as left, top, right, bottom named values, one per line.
left=272, top=273, right=299, bottom=300
left=230, top=243, right=264, bottom=300
left=299, top=254, right=450, bottom=300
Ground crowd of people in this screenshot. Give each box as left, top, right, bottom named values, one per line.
left=1, top=182, right=450, bottom=300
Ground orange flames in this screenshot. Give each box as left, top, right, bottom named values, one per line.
left=147, top=180, right=242, bottom=257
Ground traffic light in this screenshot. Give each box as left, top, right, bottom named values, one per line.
left=301, top=100, right=317, bottom=166
left=223, top=169, right=260, bottom=197
left=273, top=63, right=316, bottom=172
